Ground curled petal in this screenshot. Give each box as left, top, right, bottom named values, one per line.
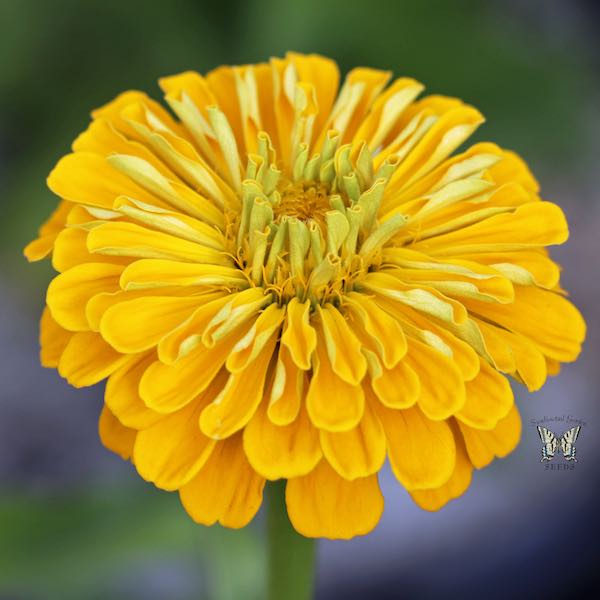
left=281, top=298, right=317, bottom=370
left=317, top=303, right=367, bottom=385
left=268, top=345, right=304, bottom=426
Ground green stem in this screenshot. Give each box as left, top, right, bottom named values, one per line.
left=266, top=480, right=316, bottom=600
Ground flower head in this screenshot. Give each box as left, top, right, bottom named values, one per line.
left=26, top=53, right=585, bottom=539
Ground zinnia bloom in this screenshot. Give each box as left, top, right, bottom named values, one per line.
left=26, top=53, right=585, bottom=539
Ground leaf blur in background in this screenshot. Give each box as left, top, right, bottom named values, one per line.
left=1, top=1, right=598, bottom=598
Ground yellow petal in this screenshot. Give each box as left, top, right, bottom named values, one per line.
left=458, top=404, right=522, bottom=469
left=120, top=258, right=247, bottom=290
left=320, top=398, right=386, bottom=480
left=250, top=65, right=278, bottom=153
left=89, top=90, right=147, bottom=137
left=546, top=357, right=561, bottom=376
left=287, top=52, right=340, bottom=138
left=47, top=263, right=123, bottom=331
left=487, top=146, right=539, bottom=193
left=115, top=94, right=195, bottom=146
left=388, top=104, right=485, bottom=191
left=464, top=285, right=585, bottom=363
left=86, top=286, right=195, bottom=332
left=126, top=117, right=236, bottom=211
left=87, top=222, right=231, bottom=265
left=243, top=401, right=321, bottom=479
left=52, top=227, right=130, bottom=273
left=58, top=331, right=129, bottom=387
left=134, top=384, right=219, bottom=490
left=206, top=66, right=245, bottom=152
left=317, top=303, right=366, bottom=385
left=98, top=405, right=136, bottom=461
left=24, top=200, right=72, bottom=262
left=368, top=353, right=420, bottom=409
left=112, top=195, right=225, bottom=248
left=306, top=333, right=364, bottom=432
left=331, top=67, right=391, bottom=143
left=91, top=90, right=186, bottom=142
left=416, top=319, right=480, bottom=382
left=286, top=460, right=384, bottom=539
left=199, top=335, right=276, bottom=439
left=180, top=434, right=265, bottom=528
left=105, top=353, right=162, bottom=429
left=378, top=295, right=479, bottom=380
left=381, top=141, right=500, bottom=211
left=377, top=404, right=456, bottom=490
left=108, top=155, right=226, bottom=225
left=270, top=57, right=295, bottom=161
left=100, top=294, right=213, bottom=353
left=502, top=329, right=547, bottom=391
left=47, top=152, right=159, bottom=209
left=268, top=345, right=304, bottom=426
left=157, top=294, right=233, bottom=364
left=353, top=77, right=424, bottom=150
left=201, top=288, right=271, bottom=347
left=345, top=292, right=407, bottom=368
left=404, top=338, right=466, bottom=420
left=359, top=272, right=468, bottom=325
left=65, top=203, right=121, bottom=226
left=226, top=304, right=285, bottom=372
left=410, top=425, right=473, bottom=511
left=159, top=70, right=216, bottom=111
left=461, top=250, right=560, bottom=289
left=140, top=339, right=235, bottom=414
left=280, top=298, right=317, bottom=370
left=40, top=307, right=72, bottom=368
left=73, top=117, right=178, bottom=179
left=422, top=202, right=569, bottom=255
left=159, top=71, right=219, bottom=164
left=456, top=359, right=513, bottom=430
left=385, top=264, right=514, bottom=304
left=472, top=318, right=515, bottom=373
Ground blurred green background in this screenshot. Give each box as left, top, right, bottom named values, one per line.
left=1, top=1, right=598, bottom=599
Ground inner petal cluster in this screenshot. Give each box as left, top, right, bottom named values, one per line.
left=231, top=134, right=403, bottom=305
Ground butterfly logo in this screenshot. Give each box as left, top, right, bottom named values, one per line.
left=536, top=426, right=581, bottom=462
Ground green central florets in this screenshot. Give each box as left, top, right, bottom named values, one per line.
left=231, top=131, right=405, bottom=305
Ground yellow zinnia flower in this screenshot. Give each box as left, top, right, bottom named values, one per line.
left=26, top=53, right=585, bottom=540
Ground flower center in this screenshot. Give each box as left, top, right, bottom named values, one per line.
left=275, top=180, right=335, bottom=228
left=230, top=131, right=406, bottom=305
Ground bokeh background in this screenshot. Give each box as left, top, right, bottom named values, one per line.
left=1, top=0, right=599, bottom=598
